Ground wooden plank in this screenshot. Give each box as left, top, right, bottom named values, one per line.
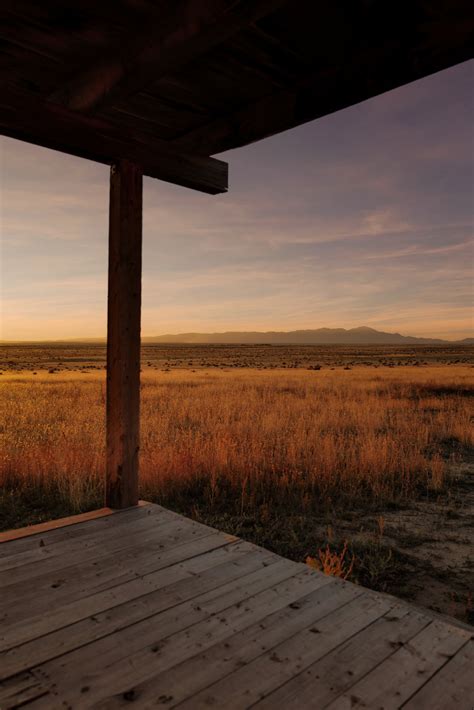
left=0, top=544, right=277, bottom=679
left=24, top=565, right=323, bottom=707
left=254, top=605, right=431, bottom=709
left=0, top=539, right=250, bottom=652
left=0, top=525, right=227, bottom=622
left=0, top=524, right=229, bottom=624
left=0, top=501, right=157, bottom=558
left=0, top=90, right=228, bottom=195
left=106, top=159, right=142, bottom=509
left=3, top=502, right=472, bottom=709
left=0, top=513, right=220, bottom=597
left=403, top=640, right=474, bottom=710
left=96, top=576, right=358, bottom=708
left=0, top=671, right=49, bottom=708
left=54, top=0, right=288, bottom=113
left=0, top=510, right=187, bottom=589
left=0, top=507, right=116, bottom=544
left=177, top=592, right=393, bottom=709
left=0, top=505, right=174, bottom=574
left=0, top=533, right=243, bottom=654
left=0, top=508, right=172, bottom=572
left=325, top=620, right=473, bottom=709
left=3, top=560, right=300, bottom=704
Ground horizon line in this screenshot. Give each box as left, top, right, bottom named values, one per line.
left=2, top=325, right=473, bottom=345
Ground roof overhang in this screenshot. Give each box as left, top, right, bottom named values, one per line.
left=1, top=0, right=472, bottom=193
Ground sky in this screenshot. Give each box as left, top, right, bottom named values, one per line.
left=0, top=60, right=473, bottom=341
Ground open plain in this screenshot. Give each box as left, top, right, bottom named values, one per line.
left=1, top=344, right=473, bottom=623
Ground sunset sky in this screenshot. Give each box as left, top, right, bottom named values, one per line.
left=1, top=60, right=472, bottom=341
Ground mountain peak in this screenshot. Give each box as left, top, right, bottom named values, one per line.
left=348, top=326, right=377, bottom=332
left=141, top=327, right=469, bottom=345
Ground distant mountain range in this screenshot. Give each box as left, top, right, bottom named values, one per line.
left=3, top=327, right=473, bottom=345
left=140, top=327, right=473, bottom=345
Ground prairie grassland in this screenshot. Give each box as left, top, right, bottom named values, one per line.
left=1, top=364, right=472, bottom=514
left=1, top=364, right=473, bottom=619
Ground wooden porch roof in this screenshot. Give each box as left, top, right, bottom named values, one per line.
left=1, top=0, right=473, bottom=194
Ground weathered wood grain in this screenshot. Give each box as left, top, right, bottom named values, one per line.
left=177, top=592, right=393, bottom=709
left=0, top=671, right=49, bottom=708
left=0, top=533, right=229, bottom=630
left=403, top=639, right=474, bottom=710
left=0, top=545, right=277, bottom=679
left=0, top=524, right=228, bottom=623
left=254, top=605, right=431, bottom=708
left=0, top=502, right=155, bottom=557
left=27, top=568, right=323, bottom=707
left=0, top=514, right=207, bottom=598
left=0, top=507, right=116, bottom=545
left=2, top=503, right=472, bottom=709
left=0, top=540, right=255, bottom=654
left=0, top=505, right=174, bottom=576
left=325, top=620, right=473, bottom=709
left=95, top=576, right=355, bottom=708
left=106, top=159, right=142, bottom=509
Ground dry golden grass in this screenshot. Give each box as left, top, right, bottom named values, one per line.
left=306, top=541, right=355, bottom=579
left=1, top=365, right=472, bottom=525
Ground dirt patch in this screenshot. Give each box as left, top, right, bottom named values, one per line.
left=377, top=461, right=474, bottom=623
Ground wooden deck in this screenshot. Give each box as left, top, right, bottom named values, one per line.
left=0, top=502, right=472, bottom=709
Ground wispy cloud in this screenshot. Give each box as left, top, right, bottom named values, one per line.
left=364, top=238, right=473, bottom=260
left=1, top=60, right=473, bottom=340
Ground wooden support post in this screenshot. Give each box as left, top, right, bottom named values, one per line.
left=106, top=160, right=143, bottom=508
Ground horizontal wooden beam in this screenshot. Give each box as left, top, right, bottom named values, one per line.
left=174, top=11, right=474, bottom=155
left=0, top=91, right=228, bottom=194
left=52, top=0, right=288, bottom=114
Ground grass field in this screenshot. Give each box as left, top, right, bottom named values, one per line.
left=1, top=346, right=473, bottom=621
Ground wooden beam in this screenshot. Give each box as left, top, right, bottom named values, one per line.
left=106, top=160, right=143, bottom=509
left=52, top=0, right=288, bottom=113
left=0, top=90, right=228, bottom=194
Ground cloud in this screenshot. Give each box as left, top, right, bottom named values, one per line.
left=1, top=61, right=473, bottom=340
left=363, top=238, right=473, bottom=260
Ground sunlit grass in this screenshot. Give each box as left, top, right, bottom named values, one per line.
left=306, top=541, right=355, bottom=580
left=1, top=366, right=472, bottom=528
